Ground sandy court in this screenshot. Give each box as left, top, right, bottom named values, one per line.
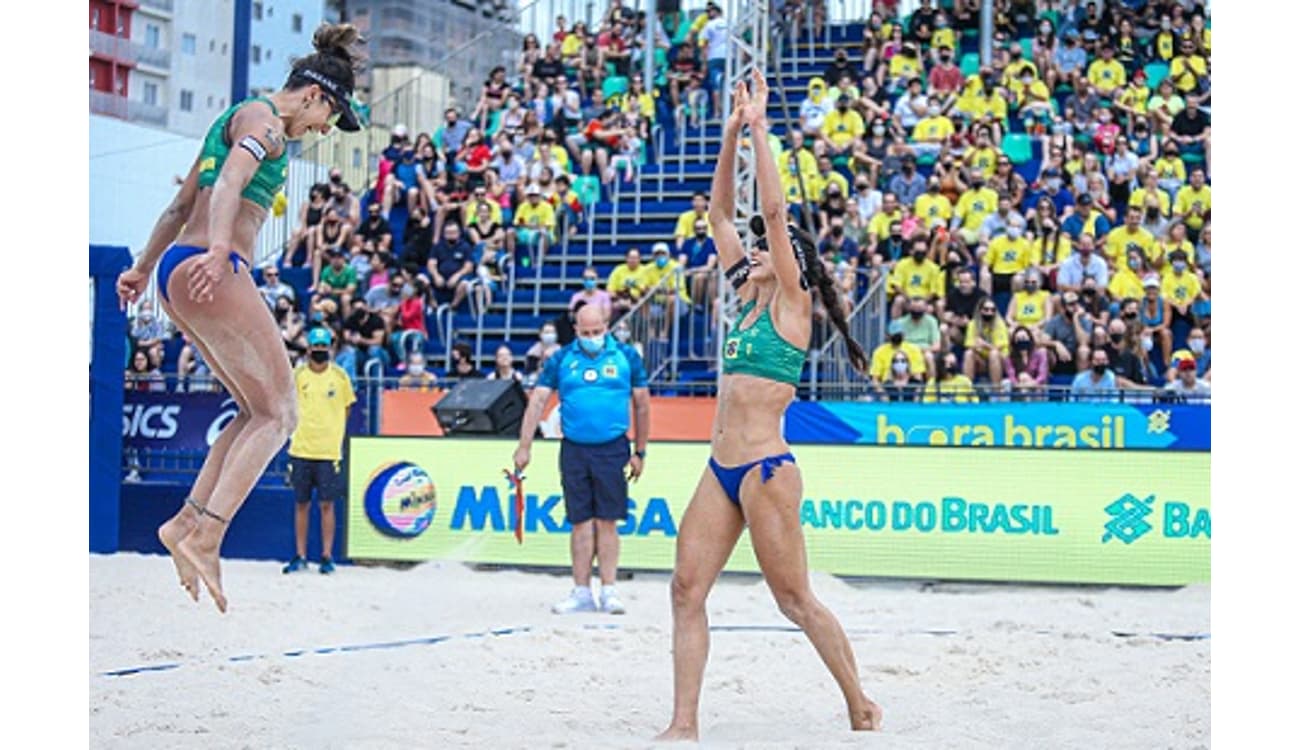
left=90, top=553, right=1209, bottom=749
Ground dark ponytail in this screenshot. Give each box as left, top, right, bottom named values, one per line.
left=788, top=224, right=870, bottom=375
left=286, top=23, right=364, bottom=94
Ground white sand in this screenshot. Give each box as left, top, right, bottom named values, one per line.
left=90, top=554, right=1209, bottom=749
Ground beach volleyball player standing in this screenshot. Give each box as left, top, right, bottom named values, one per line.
left=115, top=24, right=366, bottom=612
left=656, top=71, right=884, bottom=740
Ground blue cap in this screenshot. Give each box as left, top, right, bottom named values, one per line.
left=307, top=327, right=333, bottom=347
left=887, top=319, right=906, bottom=335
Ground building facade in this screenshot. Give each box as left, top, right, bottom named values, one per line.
left=248, top=0, right=331, bottom=96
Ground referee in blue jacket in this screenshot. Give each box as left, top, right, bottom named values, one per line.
left=513, top=303, right=651, bottom=615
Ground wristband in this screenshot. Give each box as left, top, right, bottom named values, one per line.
left=635, top=449, right=646, bottom=459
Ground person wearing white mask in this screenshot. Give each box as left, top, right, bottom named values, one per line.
left=397, top=351, right=438, bottom=390
left=525, top=322, right=561, bottom=374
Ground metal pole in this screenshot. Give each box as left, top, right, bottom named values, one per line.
left=980, top=0, right=994, bottom=66
left=644, top=0, right=657, bottom=103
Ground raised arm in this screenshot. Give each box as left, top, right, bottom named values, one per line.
left=709, top=80, right=750, bottom=273
left=746, top=70, right=804, bottom=299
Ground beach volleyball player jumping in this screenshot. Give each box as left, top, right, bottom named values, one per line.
left=114, top=24, right=366, bottom=612
left=656, top=71, right=883, bottom=739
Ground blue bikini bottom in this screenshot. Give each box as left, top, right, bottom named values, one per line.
left=157, top=244, right=248, bottom=303
left=707, top=453, right=797, bottom=506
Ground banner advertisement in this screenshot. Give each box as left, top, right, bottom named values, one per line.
left=347, top=438, right=1209, bottom=586
left=123, top=390, right=366, bottom=452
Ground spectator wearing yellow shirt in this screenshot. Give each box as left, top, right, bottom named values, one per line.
left=1013, top=68, right=1053, bottom=132
left=1104, top=206, right=1157, bottom=267
left=964, top=297, right=1010, bottom=384
left=867, top=191, right=905, bottom=249
left=607, top=247, right=651, bottom=319
left=1152, top=144, right=1187, bottom=199
left=509, top=183, right=557, bottom=255
left=914, top=177, right=953, bottom=229
left=1128, top=170, right=1172, bottom=218
left=1174, top=168, right=1210, bottom=239
left=930, top=17, right=956, bottom=60
left=910, top=99, right=954, bottom=159
left=673, top=192, right=712, bottom=250
left=1154, top=221, right=1195, bottom=272
left=1006, top=269, right=1053, bottom=339
left=886, top=43, right=925, bottom=90
left=821, top=94, right=866, bottom=157
left=1086, top=42, right=1127, bottom=98
left=283, top=327, right=356, bottom=575
left=951, top=175, right=1000, bottom=247
left=963, top=126, right=1002, bottom=181
left=981, top=223, right=1035, bottom=297
left=1108, top=248, right=1149, bottom=303
left=1149, top=15, right=1178, bottom=62
left=1169, top=38, right=1209, bottom=97
left=888, top=237, right=944, bottom=317
left=1147, top=79, right=1185, bottom=132
left=642, top=242, right=689, bottom=340
left=870, top=319, right=927, bottom=392
left=816, top=154, right=851, bottom=199
left=1161, top=248, right=1202, bottom=334
left=1113, top=70, right=1150, bottom=122
left=922, top=351, right=978, bottom=403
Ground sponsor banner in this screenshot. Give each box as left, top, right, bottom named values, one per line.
left=798, top=402, right=1210, bottom=450
left=123, top=390, right=365, bottom=451
left=346, top=438, right=1209, bottom=585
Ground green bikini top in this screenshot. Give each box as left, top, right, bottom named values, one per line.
left=721, top=298, right=808, bottom=386
left=196, top=97, right=288, bottom=209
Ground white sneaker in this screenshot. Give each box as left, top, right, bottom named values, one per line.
left=600, top=586, right=627, bottom=615
left=552, top=586, right=598, bottom=614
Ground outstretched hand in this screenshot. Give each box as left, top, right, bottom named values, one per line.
left=746, top=68, right=770, bottom=126
left=728, top=80, right=750, bottom=129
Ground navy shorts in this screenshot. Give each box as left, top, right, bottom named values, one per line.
left=288, top=456, right=344, bottom=504
left=559, top=436, right=630, bottom=524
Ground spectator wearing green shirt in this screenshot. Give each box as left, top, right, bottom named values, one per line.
left=314, top=248, right=358, bottom=315
left=899, top=295, right=943, bottom=379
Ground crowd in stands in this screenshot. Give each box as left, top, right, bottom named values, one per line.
left=125, top=0, right=1209, bottom=403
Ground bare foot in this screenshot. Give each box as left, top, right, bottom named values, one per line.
left=177, top=531, right=227, bottom=613
left=157, top=513, right=198, bottom=601
left=653, top=725, right=698, bottom=742
left=850, top=699, right=884, bottom=731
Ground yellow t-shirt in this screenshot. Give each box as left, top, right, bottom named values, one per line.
left=561, top=32, right=583, bottom=58
left=1014, top=80, right=1051, bottom=108
left=821, top=170, right=850, bottom=199
left=1128, top=187, right=1172, bottom=217
left=955, top=187, right=1000, bottom=232
left=822, top=109, right=866, bottom=148
left=912, top=115, right=955, bottom=143
left=1161, top=270, right=1202, bottom=306
left=1087, top=59, right=1127, bottom=90
left=1116, top=83, right=1150, bottom=115
left=607, top=263, right=651, bottom=299
left=921, top=375, right=978, bottom=403
left=1034, top=233, right=1073, bottom=268
left=962, top=93, right=1009, bottom=122
left=965, top=319, right=1010, bottom=356
left=1108, top=268, right=1145, bottom=303
left=869, top=341, right=926, bottom=381
left=985, top=235, right=1036, bottom=274
left=1153, top=156, right=1187, bottom=185
left=888, top=54, right=923, bottom=81
left=1170, top=55, right=1208, bottom=93
left=914, top=192, right=953, bottom=227
left=931, top=28, right=956, bottom=53
left=1153, top=31, right=1177, bottom=61
left=641, top=259, right=689, bottom=302
left=288, top=364, right=355, bottom=462
left=1156, top=239, right=1195, bottom=265
left=465, top=198, right=503, bottom=227
left=1104, top=226, right=1156, bottom=265
left=964, top=147, right=1001, bottom=180
left=1174, top=186, right=1211, bottom=230
left=1009, top=289, right=1051, bottom=326
left=886, top=257, right=943, bottom=298
left=868, top=209, right=904, bottom=241
left=514, top=199, right=556, bottom=230
left=674, top=209, right=712, bottom=240
left=1003, top=60, right=1038, bottom=87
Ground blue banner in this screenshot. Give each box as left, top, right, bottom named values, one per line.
left=123, top=390, right=366, bottom=452
left=785, top=402, right=1209, bottom=451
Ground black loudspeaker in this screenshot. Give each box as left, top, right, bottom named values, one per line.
left=433, top=378, right=527, bottom=435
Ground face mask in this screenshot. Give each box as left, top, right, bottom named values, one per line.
left=981, top=311, right=996, bottom=321
left=1189, top=339, right=1205, bottom=355
left=578, top=334, right=605, bottom=354
left=614, top=328, right=631, bottom=343
left=1007, top=227, right=1022, bottom=240
left=309, top=349, right=330, bottom=364
left=912, top=251, right=927, bottom=263
left=540, top=331, right=557, bottom=345
left=927, top=105, right=941, bottom=117
left=939, top=53, right=951, bottom=62
left=1128, top=258, right=1141, bottom=271
left=1040, top=24, right=1051, bottom=35
left=1092, top=364, right=1107, bottom=376
left=831, top=226, right=844, bottom=237
left=972, top=180, right=984, bottom=189
left=408, top=363, right=426, bottom=376
left=1026, top=281, right=1039, bottom=291
left=1146, top=208, right=1160, bottom=220
left=892, top=361, right=909, bottom=375
left=1110, top=333, right=1124, bottom=345
left=583, top=278, right=597, bottom=290
left=890, top=333, right=904, bottom=346
left=1015, top=339, right=1032, bottom=351
left=1141, top=337, right=1154, bottom=353
left=872, top=125, right=885, bottom=135
left=902, top=164, right=914, bottom=174
left=1172, top=261, right=1188, bottom=273
left=1082, top=287, right=1096, bottom=297
left=655, top=257, right=668, bottom=268
left=1162, top=20, right=1171, bottom=31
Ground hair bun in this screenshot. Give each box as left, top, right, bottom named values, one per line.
left=312, top=23, right=362, bottom=67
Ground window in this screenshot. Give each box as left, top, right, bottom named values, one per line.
left=251, top=45, right=262, bottom=63
left=209, top=39, right=215, bottom=51
left=179, top=90, right=193, bottom=112
left=143, top=82, right=158, bottom=106
left=292, top=13, right=302, bottom=33
left=253, top=2, right=263, bottom=21
left=207, top=95, right=214, bottom=108
left=144, top=24, right=160, bottom=49
left=266, top=49, right=272, bottom=60
left=221, top=42, right=228, bottom=55
left=181, top=33, right=196, bottom=55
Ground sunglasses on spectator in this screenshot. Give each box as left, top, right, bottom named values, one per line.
left=981, top=307, right=996, bottom=314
